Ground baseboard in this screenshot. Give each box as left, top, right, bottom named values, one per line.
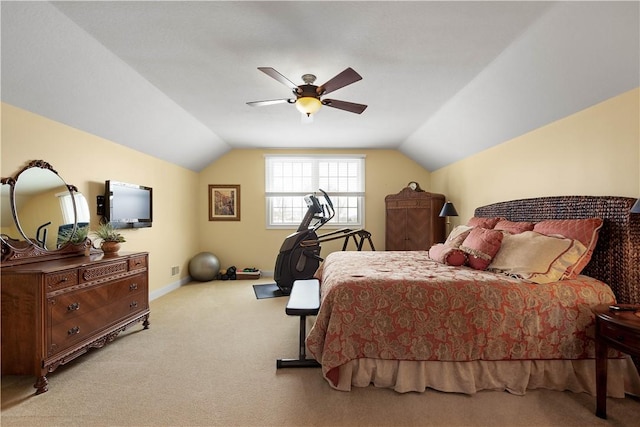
left=149, top=276, right=191, bottom=301
left=149, top=272, right=275, bottom=301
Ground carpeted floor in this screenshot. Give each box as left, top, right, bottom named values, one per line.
left=2, top=277, right=639, bottom=426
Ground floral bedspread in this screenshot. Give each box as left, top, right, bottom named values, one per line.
left=306, top=251, right=617, bottom=387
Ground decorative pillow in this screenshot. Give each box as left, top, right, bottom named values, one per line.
left=533, top=218, right=603, bottom=278
left=494, top=219, right=534, bottom=234
left=488, top=231, right=588, bottom=284
left=466, top=216, right=502, bottom=229
left=428, top=244, right=467, bottom=266
left=444, top=225, right=473, bottom=248
left=460, top=227, right=503, bottom=270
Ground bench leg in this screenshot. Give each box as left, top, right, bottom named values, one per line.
left=276, top=315, right=321, bottom=369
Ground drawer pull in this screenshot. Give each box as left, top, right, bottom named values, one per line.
left=130, top=301, right=138, bottom=309
left=68, top=326, right=80, bottom=336
left=67, top=302, right=80, bottom=312
left=616, top=335, right=625, bottom=342
left=129, top=283, right=138, bottom=291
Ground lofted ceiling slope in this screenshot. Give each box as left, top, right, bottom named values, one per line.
left=1, top=1, right=638, bottom=172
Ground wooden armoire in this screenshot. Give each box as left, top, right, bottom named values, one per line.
left=385, top=187, right=446, bottom=250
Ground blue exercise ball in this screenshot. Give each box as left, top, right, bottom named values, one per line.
left=189, top=252, right=220, bottom=281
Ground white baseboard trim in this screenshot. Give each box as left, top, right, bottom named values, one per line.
left=149, top=276, right=191, bottom=301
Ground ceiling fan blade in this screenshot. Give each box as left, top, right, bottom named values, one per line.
left=257, top=67, right=299, bottom=91
left=246, top=99, right=292, bottom=107
left=322, top=99, right=367, bottom=114
left=317, top=68, right=362, bottom=95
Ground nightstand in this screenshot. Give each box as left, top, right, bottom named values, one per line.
left=593, top=304, right=640, bottom=419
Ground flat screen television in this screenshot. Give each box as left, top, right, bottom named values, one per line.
left=104, top=180, right=153, bottom=229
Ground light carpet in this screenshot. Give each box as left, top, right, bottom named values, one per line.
left=2, top=277, right=639, bottom=427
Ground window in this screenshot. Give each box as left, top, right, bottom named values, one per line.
left=265, top=154, right=365, bottom=228
left=57, top=192, right=90, bottom=225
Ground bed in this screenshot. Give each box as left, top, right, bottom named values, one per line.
left=306, top=196, right=640, bottom=396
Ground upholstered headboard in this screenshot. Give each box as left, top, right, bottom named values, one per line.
left=475, top=196, right=640, bottom=305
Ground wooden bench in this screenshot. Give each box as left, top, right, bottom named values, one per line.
left=276, top=279, right=322, bottom=369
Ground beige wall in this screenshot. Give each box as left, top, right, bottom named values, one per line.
left=431, top=87, right=640, bottom=225
left=198, top=149, right=432, bottom=271
left=4, top=87, right=638, bottom=291
left=1, top=103, right=200, bottom=295
left=2, top=103, right=434, bottom=285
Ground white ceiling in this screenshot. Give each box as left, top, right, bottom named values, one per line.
left=2, top=1, right=638, bottom=172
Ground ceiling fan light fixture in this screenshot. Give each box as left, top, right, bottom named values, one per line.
left=295, top=96, right=322, bottom=117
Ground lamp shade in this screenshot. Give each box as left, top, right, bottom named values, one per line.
left=439, top=201, right=458, bottom=217
left=295, top=97, right=322, bottom=116
left=632, top=198, right=640, bottom=214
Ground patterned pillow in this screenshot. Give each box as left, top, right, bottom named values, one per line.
left=428, top=244, right=467, bottom=266
left=460, top=227, right=503, bottom=270
left=467, top=216, right=501, bottom=229
left=488, top=231, right=588, bottom=284
left=444, top=225, right=473, bottom=247
left=494, top=219, right=534, bottom=234
left=533, top=218, right=603, bottom=278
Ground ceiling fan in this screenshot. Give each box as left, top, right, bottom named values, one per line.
left=247, top=67, right=367, bottom=117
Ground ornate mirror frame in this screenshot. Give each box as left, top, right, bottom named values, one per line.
left=1, top=160, right=90, bottom=266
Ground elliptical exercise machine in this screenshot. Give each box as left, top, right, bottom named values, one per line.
left=273, top=189, right=374, bottom=295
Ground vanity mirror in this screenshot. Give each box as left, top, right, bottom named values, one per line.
left=1, top=160, right=90, bottom=265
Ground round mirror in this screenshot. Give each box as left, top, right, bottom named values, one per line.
left=1, top=161, right=91, bottom=264
left=13, top=164, right=75, bottom=250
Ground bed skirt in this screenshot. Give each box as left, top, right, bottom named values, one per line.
left=332, top=356, right=640, bottom=397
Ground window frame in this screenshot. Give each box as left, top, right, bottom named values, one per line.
left=265, top=154, right=366, bottom=229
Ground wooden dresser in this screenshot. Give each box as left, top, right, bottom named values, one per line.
left=1, top=251, right=150, bottom=394
left=385, top=188, right=446, bottom=250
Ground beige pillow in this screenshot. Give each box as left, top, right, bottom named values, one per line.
left=488, top=231, right=587, bottom=284
left=445, top=225, right=473, bottom=247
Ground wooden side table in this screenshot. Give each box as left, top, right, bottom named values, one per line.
left=593, top=304, right=640, bottom=419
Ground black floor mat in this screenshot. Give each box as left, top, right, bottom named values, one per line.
left=253, top=283, right=286, bottom=299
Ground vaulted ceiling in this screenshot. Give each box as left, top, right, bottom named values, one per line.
left=2, top=1, right=638, bottom=172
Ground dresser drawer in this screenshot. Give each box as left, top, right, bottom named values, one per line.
left=48, top=293, right=149, bottom=356
left=79, top=261, right=128, bottom=283
left=128, top=255, right=147, bottom=271
left=45, top=270, right=79, bottom=292
left=48, top=273, right=148, bottom=326
left=599, top=321, right=640, bottom=354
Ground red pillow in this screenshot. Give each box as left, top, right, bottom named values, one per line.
left=460, top=227, right=504, bottom=270
left=494, top=219, right=534, bottom=234
left=467, top=216, right=501, bottom=229
left=532, top=218, right=603, bottom=278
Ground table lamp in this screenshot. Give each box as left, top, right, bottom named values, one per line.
left=439, top=201, right=459, bottom=237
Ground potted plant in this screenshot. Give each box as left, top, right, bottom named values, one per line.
left=92, top=222, right=126, bottom=255
left=58, top=224, right=90, bottom=246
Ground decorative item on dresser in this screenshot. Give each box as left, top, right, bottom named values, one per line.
left=1, top=160, right=150, bottom=394
left=91, top=222, right=126, bottom=255
left=385, top=186, right=445, bottom=250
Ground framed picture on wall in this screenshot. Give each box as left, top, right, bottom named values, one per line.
left=209, top=185, right=240, bottom=221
